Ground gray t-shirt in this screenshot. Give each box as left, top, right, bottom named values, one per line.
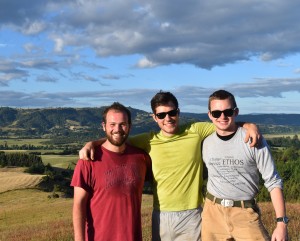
left=202, top=127, right=282, bottom=200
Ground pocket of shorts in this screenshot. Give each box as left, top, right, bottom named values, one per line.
left=244, top=204, right=261, bottom=222
left=250, top=204, right=261, bottom=215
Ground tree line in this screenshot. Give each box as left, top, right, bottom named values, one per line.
left=0, top=152, right=43, bottom=168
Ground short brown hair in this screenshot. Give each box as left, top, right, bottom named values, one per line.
left=208, top=90, right=237, bottom=111
left=150, top=91, right=179, bottom=113
left=102, top=102, right=132, bottom=124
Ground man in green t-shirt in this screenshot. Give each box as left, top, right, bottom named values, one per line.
left=79, top=91, right=260, bottom=241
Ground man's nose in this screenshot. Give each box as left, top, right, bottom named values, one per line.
left=115, top=124, right=122, bottom=131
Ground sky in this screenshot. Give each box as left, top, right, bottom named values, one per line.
left=0, top=0, right=300, bottom=114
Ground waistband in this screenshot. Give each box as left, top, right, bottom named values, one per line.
left=206, top=192, right=256, bottom=208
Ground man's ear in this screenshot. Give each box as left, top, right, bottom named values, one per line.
left=152, top=114, right=158, bottom=122
left=208, top=111, right=213, bottom=122
left=177, top=108, right=180, bottom=116
left=234, top=108, right=239, bottom=117
left=102, top=122, right=106, bottom=131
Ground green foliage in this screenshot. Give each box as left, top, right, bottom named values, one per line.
left=0, top=107, right=18, bottom=125
left=258, top=136, right=300, bottom=202
left=268, top=134, right=300, bottom=149
left=0, top=152, right=43, bottom=167
left=25, top=163, right=45, bottom=174
left=39, top=164, right=74, bottom=198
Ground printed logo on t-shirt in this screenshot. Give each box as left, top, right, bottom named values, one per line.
left=104, top=164, right=142, bottom=194
left=208, top=155, right=247, bottom=186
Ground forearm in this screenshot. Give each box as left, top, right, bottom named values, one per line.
left=270, top=187, right=288, bottom=240
left=73, top=187, right=89, bottom=241
left=91, top=138, right=106, bottom=146
left=237, top=122, right=257, bottom=130
left=73, top=204, right=86, bottom=241
left=270, top=187, right=286, bottom=218
left=79, top=138, right=106, bottom=160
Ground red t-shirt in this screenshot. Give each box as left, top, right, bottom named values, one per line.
left=71, top=144, right=152, bottom=241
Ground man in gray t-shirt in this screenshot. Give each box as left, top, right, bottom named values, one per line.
left=202, top=90, right=288, bottom=241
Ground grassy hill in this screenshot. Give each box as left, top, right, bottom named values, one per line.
left=1, top=107, right=300, bottom=141
left=0, top=187, right=299, bottom=241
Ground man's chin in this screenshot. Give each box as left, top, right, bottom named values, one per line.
left=107, top=137, right=127, bottom=146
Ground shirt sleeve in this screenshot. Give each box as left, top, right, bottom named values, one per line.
left=71, top=159, right=93, bottom=193
left=129, top=132, right=152, bottom=153
left=255, top=138, right=283, bottom=192
left=192, top=122, right=215, bottom=139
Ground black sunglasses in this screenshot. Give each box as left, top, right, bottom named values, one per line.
left=155, top=109, right=179, bottom=119
left=210, top=107, right=237, bottom=118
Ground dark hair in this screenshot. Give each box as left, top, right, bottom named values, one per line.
left=150, top=90, right=179, bottom=113
left=208, top=90, right=237, bottom=110
left=102, top=102, right=132, bottom=125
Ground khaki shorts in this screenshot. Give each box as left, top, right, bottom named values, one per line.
left=202, top=198, right=270, bottom=241
left=152, top=207, right=202, bottom=241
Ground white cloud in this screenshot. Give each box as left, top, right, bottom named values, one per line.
left=0, top=78, right=299, bottom=112
left=294, top=68, right=300, bottom=74
left=0, top=0, right=300, bottom=113
left=1, top=0, right=300, bottom=69
left=136, top=58, right=158, bottom=68
left=22, top=21, right=46, bottom=35
left=53, top=38, right=64, bottom=52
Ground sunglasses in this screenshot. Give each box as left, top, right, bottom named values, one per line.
left=210, top=107, right=237, bottom=118
left=155, top=109, right=179, bottom=119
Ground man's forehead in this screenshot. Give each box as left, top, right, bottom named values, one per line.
left=106, top=110, right=127, bottom=117
left=156, top=102, right=176, bottom=108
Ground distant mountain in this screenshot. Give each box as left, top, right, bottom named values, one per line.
left=0, top=107, right=299, bottom=139
left=183, top=112, right=300, bottom=126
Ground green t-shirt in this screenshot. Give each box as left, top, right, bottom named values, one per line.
left=129, top=122, right=215, bottom=211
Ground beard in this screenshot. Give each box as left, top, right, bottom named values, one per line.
left=106, top=131, right=129, bottom=146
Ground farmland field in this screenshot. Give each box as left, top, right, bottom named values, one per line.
left=0, top=138, right=51, bottom=146
left=264, top=133, right=300, bottom=139
left=0, top=167, right=44, bottom=193
left=0, top=138, right=299, bottom=240
left=0, top=187, right=299, bottom=241
left=0, top=166, right=299, bottom=241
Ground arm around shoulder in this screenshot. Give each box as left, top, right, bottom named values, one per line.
left=238, top=122, right=261, bottom=147
left=79, top=138, right=106, bottom=160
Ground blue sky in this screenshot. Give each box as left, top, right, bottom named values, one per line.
left=0, top=0, right=300, bottom=114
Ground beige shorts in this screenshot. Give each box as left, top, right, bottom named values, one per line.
left=202, top=198, right=270, bottom=241
left=152, top=207, right=202, bottom=241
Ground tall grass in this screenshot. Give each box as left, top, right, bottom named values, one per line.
left=0, top=190, right=299, bottom=241
left=260, top=202, right=300, bottom=241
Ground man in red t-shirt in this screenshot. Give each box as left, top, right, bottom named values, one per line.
left=71, top=102, right=152, bottom=241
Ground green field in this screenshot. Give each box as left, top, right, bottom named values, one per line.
left=0, top=138, right=51, bottom=146
left=42, top=155, right=78, bottom=169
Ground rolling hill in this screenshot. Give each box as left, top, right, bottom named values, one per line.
left=1, top=107, right=299, bottom=140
